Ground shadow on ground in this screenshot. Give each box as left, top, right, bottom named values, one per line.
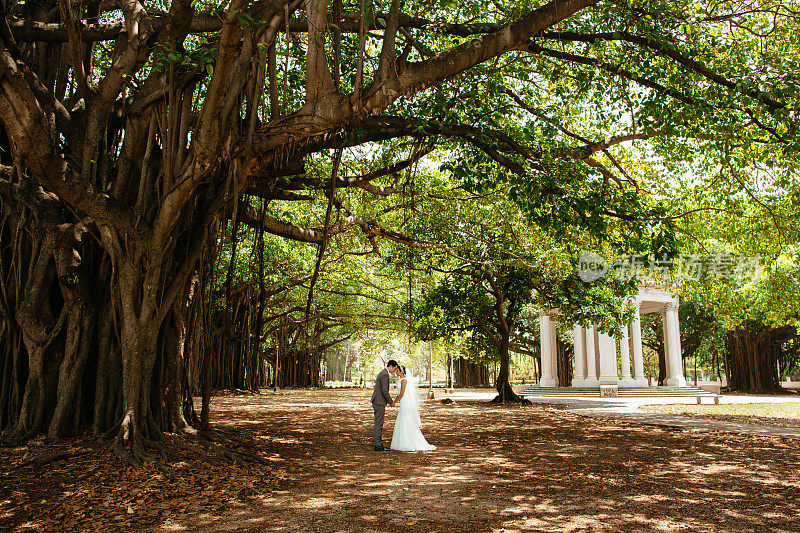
left=3, top=388, right=799, bottom=532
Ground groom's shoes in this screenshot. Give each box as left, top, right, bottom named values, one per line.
left=374, top=444, right=388, bottom=451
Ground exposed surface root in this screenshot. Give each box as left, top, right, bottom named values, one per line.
left=106, top=420, right=265, bottom=466
left=489, top=394, right=532, bottom=404
left=15, top=448, right=92, bottom=469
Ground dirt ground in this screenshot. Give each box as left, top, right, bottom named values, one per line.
left=639, top=403, right=800, bottom=429
left=2, top=388, right=800, bottom=532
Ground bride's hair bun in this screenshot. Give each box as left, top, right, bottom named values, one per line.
left=401, top=365, right=407, bottom=374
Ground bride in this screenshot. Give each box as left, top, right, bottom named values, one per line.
left=390, top=365, right=436, bottom=451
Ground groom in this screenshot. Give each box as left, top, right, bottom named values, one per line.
left=371, top=360, right=398, bottom=451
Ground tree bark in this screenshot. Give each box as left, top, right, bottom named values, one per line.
left=725, top=326, right=796, bottom=393
left=453, top=357, right=490, bottom=387
left=556, top=338, right=573, bottom=387
left=492, top=324, right=524, bottom=403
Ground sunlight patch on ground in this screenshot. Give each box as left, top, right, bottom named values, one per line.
left=297, top=497, right=347, bottom=508
left=158, top=522, right=189, bottom=531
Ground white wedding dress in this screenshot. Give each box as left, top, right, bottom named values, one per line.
left=390, top=371, right=436, bottom=451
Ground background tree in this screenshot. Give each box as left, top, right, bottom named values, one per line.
left=656, top=153, right=800, bottom=391
left=408, top=188, right=641, bottom=401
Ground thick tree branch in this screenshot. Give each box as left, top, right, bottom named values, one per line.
left=238, top=206, right=327, bottom=244
left=305, top=0, right=335, bottom=101
left=0, top=50, right=141, bottom=238
left=251, top=0, right=597, bottom=155
left=9, top=12, right=507, bottom=44
left=364, top=0, right=598, bottom=112
left=377, top=0, right=402, bottom=83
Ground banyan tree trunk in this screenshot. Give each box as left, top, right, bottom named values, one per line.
left=453, top=357, right=490, bottom=387
left=657, top=343, right=667, bottom=386
left=0, top=200, right=127, bottom=443
left=207, top=281, right=274, bottom=393
left=725, top=326, right=797, bottom=393
left=556, top=338, right=573, bottom=387
left=275, top=348, right=321, bottom=388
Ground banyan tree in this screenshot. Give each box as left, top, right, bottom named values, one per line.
left=0, top=0, right=796, bottom=461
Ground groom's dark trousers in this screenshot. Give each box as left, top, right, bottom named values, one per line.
left=371, top=368, right=393, bottom=447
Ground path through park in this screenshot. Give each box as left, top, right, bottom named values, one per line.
left=3, top=389, right=800, bottom=532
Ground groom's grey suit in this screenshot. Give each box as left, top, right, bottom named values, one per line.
left=371, top=368, right=393, bottom=447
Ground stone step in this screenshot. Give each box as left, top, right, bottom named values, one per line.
left=521, top=386, right=718, bottom=398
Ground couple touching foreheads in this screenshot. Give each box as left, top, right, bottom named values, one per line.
left=370, top=360, right=436, bottom=452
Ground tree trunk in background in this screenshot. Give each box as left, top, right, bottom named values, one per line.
left=453, top=357, right=490, bottom=387
left=275, top=347, right=323, bottom=388
left=447, top=353, right=453, bottom=388
left=657, top=343, right=666, bottom=386
left=725, top=325, right=798, bottom=393
left=491, top=328, right=527, bottom=402
left=556, top=337, right=573, bottom=387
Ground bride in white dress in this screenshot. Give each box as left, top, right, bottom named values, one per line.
left=390, top=366, right=436, bottom=451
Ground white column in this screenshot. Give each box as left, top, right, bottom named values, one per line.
left=539, top=313, right=557, bottom=387
left=665, top=302, right=687, bottom=387
left=618, top=324, right=635, bottom=387
left=597, top=330, right=619, bottom=384
left=583, top=324, right=599, bottom=386
left=549, top=316, right=559, bottom=385
left=593, top=326, right=601, bottom=377
left=630, top=307, right=648, bottom=386
left=572, top=325, right=586, bottom=387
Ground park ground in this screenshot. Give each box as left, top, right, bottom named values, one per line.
left=639, top=402, right=800, bottom=429
left=2, top=389, right=800, bottom=532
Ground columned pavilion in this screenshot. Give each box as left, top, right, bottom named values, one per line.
left=538, top=287, right=687, bottom=388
